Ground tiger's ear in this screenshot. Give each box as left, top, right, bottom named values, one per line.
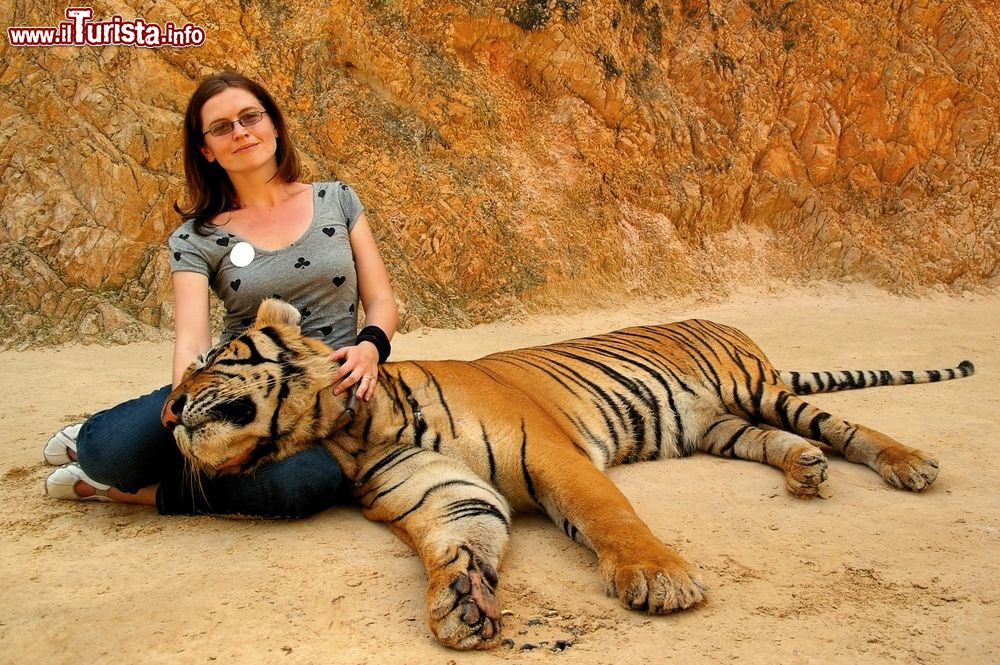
left=253, top=298, right=301, bottom=329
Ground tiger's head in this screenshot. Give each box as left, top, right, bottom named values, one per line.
left=162, top=298, right=345, bottom=475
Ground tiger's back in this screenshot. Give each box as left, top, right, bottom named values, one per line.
left=476, top=319, right=774, bottom=466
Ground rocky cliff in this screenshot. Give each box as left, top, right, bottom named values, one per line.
left=2, top=0, right=998, bottom=347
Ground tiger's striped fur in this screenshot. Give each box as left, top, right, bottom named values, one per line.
left=164, top=299, right=974, bottom=650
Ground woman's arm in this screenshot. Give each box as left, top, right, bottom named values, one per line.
left=330, top=212, right=399, bottom=401
left=353, top=212, right=398, bottom=341
left=172, top=271, right=213, bottom=388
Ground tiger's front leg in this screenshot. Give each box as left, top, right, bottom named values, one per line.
left=351, top=445, right=512, bottom=650
left=526, top=437, right=707, bottom=614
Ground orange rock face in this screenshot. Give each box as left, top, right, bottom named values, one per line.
left=2, top=0, right=998, bottom=346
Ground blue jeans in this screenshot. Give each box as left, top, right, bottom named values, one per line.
left=76, top=385, right=346, bottom=518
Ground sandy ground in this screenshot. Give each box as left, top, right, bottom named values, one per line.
left=2, top=282, right=998, bottom=665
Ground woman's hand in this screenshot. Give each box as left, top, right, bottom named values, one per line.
left=328, top=341, right=380, bottom=402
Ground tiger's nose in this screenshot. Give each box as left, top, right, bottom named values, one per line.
left=161, top=394, right=187, bottom=430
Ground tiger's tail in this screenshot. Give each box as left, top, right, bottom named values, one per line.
left=777, top=360, right=975, bottom=395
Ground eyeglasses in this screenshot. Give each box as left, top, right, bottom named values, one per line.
left=202, top=110, right=268, bottom=138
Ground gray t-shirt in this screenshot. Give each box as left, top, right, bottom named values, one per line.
left=168, top=181, right=364, bottom=349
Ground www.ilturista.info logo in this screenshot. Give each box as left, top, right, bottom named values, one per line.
left=7, top=7, right=206, bottom=48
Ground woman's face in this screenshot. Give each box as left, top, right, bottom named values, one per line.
left=199, top=86, right=278, bottom=176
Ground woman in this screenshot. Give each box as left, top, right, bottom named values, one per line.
left=42, top=71, right=398, bottom=517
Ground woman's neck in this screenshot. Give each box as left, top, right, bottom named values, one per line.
left=229, top=168, right=293, bottom=209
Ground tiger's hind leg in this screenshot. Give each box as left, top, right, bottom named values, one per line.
left=352, top=446, right=511, bottom=650
left=699, top=414, right=830, bottom=496
left=758, top=390, right=939, bottom=491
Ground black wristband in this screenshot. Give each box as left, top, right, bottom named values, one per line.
left=356, top=325, right=391, bottom=364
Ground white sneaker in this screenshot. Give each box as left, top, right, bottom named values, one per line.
left=45, top=464, right=113, bottom=502
left=43, top=423, right=82, bottom=465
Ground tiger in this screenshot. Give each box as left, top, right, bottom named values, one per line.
left=162, top=298, right=975, bottom=650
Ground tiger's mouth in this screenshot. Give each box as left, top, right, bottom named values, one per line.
left=162, top=393, right=269, bottom=472
left=169, top=420, right=263, bottom=475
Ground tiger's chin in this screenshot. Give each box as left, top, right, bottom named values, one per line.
left=175, top=429, right=270, bottom=477
left=216, top=447, right=256, bottom=472
left=184, top=447, right=261, bottom=477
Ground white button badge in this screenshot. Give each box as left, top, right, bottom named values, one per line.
left=230, top=241, right=255, bottom=267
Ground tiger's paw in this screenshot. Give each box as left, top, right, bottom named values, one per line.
left=784, top=445, right=829, bottom=497
left=879, top=447, right=939, bottom=492
left=599, top=549, right=707, bottom=614
left=427, top=548, right=502, bottom=650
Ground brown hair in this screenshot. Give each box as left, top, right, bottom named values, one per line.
left=173, top=72, right=301, bottom=236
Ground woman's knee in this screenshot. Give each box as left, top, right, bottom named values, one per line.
left=75, top=386, right=179, bottom=490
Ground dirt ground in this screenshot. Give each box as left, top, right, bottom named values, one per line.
left=2, top=282, right=998, bottom=664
